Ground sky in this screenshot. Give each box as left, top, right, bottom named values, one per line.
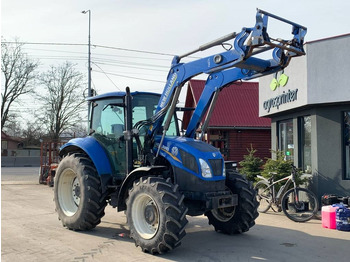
left=1, top=0, right=350, bottom=124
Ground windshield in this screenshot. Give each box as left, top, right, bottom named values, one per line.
left=132, top=94, right=179, bottom=136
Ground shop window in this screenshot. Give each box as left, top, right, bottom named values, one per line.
left=344, top=112, right=350, bottom=180
left=1, top=140, right=8, bottom=156
left=300, top=116, right=312, bottom=173
left=2, top=140, right=8, bottom=150
left=278, top=119, right=294, bottom=161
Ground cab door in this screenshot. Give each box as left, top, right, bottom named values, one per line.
left=90, top=98, right=126, bottom=178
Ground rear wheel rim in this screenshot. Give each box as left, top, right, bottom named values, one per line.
left=132, top=193, right=159, bottom=239
left=58, top=168, right=80, bottom=216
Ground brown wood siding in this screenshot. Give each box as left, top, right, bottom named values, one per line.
left=227, top=129, right=271, bottom=164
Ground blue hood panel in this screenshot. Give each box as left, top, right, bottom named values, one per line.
left=154, top=136, right=225, bottom=181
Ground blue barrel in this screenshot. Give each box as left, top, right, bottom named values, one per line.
left=335, top=205, right=350, bottom=231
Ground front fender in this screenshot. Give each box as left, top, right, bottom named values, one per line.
left=117, top=166, right=166, bottom=212
left=60, top=137, right=113, bottom=191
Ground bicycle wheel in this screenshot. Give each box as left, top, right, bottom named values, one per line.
left=281, top=187, right=319, bottom=222
left=254, top=181, right=272, bottom=213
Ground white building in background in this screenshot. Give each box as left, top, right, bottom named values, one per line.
left=259, top=34, right=350, bottom=200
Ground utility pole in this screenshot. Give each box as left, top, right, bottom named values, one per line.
left=82, top=10, right=92, bottom=127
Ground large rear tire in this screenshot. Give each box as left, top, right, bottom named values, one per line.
left=54, top=153, right=107, bottom=230
left=205, top=171, right=259, bottom=234
left=126, top=177, right=188, bottom=254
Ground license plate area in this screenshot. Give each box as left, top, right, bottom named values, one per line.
left=206, top=192, right=238, bottom=210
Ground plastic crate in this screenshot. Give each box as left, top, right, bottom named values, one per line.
left=336, top=205, right=350, bottom=231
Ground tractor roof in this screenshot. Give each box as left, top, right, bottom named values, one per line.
left=87, top=91, right=160, bottom=101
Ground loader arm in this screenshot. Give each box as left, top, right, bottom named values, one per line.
left=184, top=56, right=281, bottom=138
left=145, top=9, right=306, bottom=153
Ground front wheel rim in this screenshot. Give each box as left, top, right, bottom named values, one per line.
left=212, top=206, right=236, bottom=222
left=132, top=193, right=160, bottom=239
left=58, top=168, right=80, bottom=216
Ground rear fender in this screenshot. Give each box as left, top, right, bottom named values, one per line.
left=60, top=137, right=113, bottom=193
left=117, top=166, right=166, bottom=212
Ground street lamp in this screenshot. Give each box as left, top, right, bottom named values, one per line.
left=82, top=10, right=92, bottom=126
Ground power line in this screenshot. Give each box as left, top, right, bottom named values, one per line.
left=2, top=41, right=86, bottom=47
left=23, top=46, right=171, bottom=61
left=92, top=61, right=168, bottom=72
left=1, top=40, right=192, bottom=86
left=22, top=47, right=87, bottom=55
left=93, top=66, right=166, bottom=77
left=94, top=44, right=175, bottom=57
left=91, top=52, right=170, bottom=61
left=94, top=70, right=165, bottom=83
left=92, top=63, right=121, bottom=91
left=91, top=57, right=169, bottom=69
left=27, top=55, right=87, bottom=61
left=2, top=41, right=176, bottom=57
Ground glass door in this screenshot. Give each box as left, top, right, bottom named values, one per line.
left=278, top=119, right=294, bottom=161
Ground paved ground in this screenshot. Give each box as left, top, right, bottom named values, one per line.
left=1, top=167, right=349, bottom=262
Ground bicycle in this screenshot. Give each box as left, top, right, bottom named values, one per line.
left=254, top=164, right=319, bottom=222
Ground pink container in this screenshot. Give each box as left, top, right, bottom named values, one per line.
left=322, top=205, right=339, bottom=229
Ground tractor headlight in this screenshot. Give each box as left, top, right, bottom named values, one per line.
left=199, top=158, right=212, bottom=178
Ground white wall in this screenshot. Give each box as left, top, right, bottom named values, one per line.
left=259, top=34, right=350, bottom=117
left=307, top=35, right=350, bottom=104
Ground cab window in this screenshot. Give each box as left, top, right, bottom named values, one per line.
left=91, top=98, right=126, bottom=177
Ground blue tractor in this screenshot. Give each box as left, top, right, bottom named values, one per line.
left=54, top=9, right=307, bottom=254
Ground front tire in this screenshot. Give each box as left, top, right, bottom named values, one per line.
left=126, top=177, right=188, bottom=254
left=205, top=171, right=259, bottom=234
left=54, top=153, right=107, bottom=230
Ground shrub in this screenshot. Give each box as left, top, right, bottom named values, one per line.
left=262, top=150, right=293, bottom=181
left=239, top=145, right=263, bottom=182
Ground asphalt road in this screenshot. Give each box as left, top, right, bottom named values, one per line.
left=1, top=167, right=349, bottom=262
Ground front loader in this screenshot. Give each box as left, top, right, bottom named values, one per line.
left=54, top=9, right=307, bottom=254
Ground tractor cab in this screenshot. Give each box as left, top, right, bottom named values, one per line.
left=87, top=91, right=178, bottom=178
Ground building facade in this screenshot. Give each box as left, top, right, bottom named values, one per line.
left=1, top=131, right=22, bottom=157
left=259, top=34, right=350, bottom=199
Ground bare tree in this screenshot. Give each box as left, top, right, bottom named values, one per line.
left=21, top=119, right=45, bottom=147
left=38, top=62, right=86, bottom=140
left=2, top=119, right=23, bottom=137
left=1, top=39, right=39, bottom=129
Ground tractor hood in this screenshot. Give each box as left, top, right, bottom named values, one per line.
left=153, top=136, right=225, bottom=181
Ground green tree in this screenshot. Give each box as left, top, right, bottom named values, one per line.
left=239, top=145, right=263, bottom=182
left=262, top=150, right=293, bottom=181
